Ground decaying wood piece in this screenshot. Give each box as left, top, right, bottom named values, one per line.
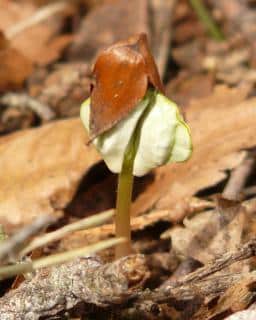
left=192, top=272, right=256, bottom=320
left=163, top=238, right=256, bottom=288
left=0, top=254, right=148, bottom=320
left=122, top=239, right=256, bottom=319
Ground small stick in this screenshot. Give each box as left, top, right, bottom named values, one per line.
left=0, top=237, right=125, bottom=280
left=0, top=215, right=55, bottom=263
left=223, top=153, right=255, bottom=200
left=171, top=238, right=256, bottom=286
left=21, top=209, right=114, bottom=256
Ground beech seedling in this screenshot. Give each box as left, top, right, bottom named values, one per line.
left=80, top=34, right=192, bottom=258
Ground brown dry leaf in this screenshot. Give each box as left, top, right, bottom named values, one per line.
left=0, top=119, right=100, bottom=231
left=0, top=32, right=33, bottom=91
left=68, top=0, right=149, bottom=62
left=132, top=85, right=256, bottom=216
left=0, top=0, right=72, bottom=65
left=90, top=33, right=164, bottom=138
left=166, top=71, right=214, bottom=107
left=161, top=200, right=248, bottom=263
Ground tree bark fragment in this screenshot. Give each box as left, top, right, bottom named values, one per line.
left=0, top=254, right=148, bottom=320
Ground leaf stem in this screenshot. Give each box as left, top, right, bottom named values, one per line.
left=115, top=139, right=136, bottom=258
left=189, top=0, right=225, bottom=41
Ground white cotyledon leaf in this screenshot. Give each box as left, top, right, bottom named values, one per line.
left=80, top=90, right=192, bottom=177
left=80, top=94, right=150, bottom=174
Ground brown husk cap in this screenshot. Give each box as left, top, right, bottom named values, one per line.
left=90, top=33, right=165, bottom=139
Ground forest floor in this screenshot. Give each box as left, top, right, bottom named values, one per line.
left=0, top=0, right=256, bottom=319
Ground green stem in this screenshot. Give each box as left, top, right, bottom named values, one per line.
left=114, top=91, right=155, bottom=259
left=190, top=0, right=225, bottom=41
left=115, top=138, right=136, bottom=259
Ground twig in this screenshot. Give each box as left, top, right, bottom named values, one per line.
left=0, top=237, right=125, bottom=280
left=5, top=1, right=72, bottom=39
left=223, top=153, right=255, bottom=200
left=0, top=215, right=55, bottom=263
left=21, top=209, right=114, bottom=256
left=123, top=239, right=256, bottom=318
left=167, top=238, right=256, bottom=287
left=123, top=273, right=246, bottom=319
left=0, top=93, right=55, bottom=121
left=0, top=254, right=148, bottom=319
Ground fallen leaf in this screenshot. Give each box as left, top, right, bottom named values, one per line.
left=90, top=33, right=164, bottom=138
left=0, top=119, right=100, bottom=231
left=133, top=85, right=256, bottom=217
left=68, top=0, right=149, bottom=62
left=0, top=0, right=72, bottom=65
left=0, top=32, right=33, bottom=91
left=166, top=71, right=214, bottom=107
left=161, top=199, right=248, bottom=263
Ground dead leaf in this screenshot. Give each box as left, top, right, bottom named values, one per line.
left=132, top=85, right=256, bottom=217
left=0, top=32, right=33, bottom=91
left=162, top=200, right=247, bottom=263
left=166, top=71, right=214, bottom=107
left=0, top=119, right=100, bottom=232
left=68, top=0, right=149, bottom=62
left=90, top=33, right=164, bottom=138
left=0, top=0, right=72, bottom=65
